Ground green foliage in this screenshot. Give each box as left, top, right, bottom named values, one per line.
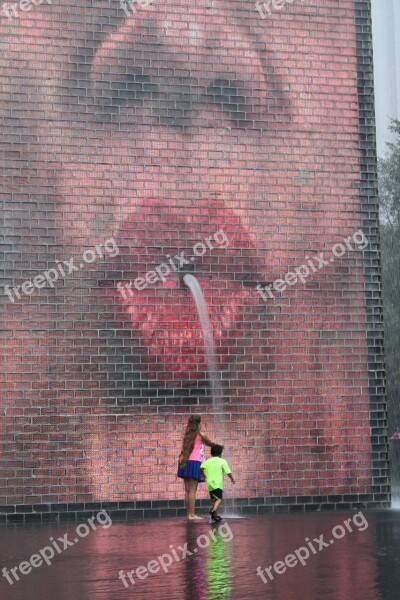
left=378, top=119, right=400, bottom=429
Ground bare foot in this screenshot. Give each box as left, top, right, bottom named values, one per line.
left=188, top=515, right=204, bottom=520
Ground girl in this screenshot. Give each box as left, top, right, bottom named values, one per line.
left=177, top=415, right=215, bottom=520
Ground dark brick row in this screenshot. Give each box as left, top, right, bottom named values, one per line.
left=0, top=493, right=390, bottom=525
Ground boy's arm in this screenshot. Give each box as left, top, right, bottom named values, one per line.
left=227, top=472, right=236, bottom=484
left=224, top=461, right=235, bottom=484
left=200, top=466, right=206, bottom=481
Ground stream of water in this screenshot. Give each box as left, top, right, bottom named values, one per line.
left=183, top=274, right=223, bottom=407
left=183, top=274, right=238, bottom=514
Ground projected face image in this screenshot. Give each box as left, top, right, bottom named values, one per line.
left=53, top=1, right=291, bottom=395
left=0, top=0, right=373, bottom=500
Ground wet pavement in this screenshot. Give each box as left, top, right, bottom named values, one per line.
left=1, top=510, right=399, bottom=600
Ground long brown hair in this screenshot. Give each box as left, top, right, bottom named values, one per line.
left=179, top=415, right=201, bottom=468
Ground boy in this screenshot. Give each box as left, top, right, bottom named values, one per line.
left=200, top=444, right=235, bottom=523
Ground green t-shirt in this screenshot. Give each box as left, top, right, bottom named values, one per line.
left=201, top=456, right=231, bottom=491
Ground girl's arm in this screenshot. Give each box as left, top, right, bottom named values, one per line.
left=200, top=433, right=217, bottom=447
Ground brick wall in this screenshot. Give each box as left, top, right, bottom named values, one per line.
left=0, top=0, right=390, bottom=516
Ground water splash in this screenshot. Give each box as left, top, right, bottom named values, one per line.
left=389, top=433, right=400, bottom=508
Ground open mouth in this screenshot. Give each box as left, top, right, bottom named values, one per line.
left=99, top=199, right=264, bottom=387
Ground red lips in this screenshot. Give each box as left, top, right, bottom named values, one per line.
left=101, top=199, right=261, bottom=387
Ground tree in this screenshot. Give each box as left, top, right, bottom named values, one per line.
left=378, top=119, right=400, bottom=431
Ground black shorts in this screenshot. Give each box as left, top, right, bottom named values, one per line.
left=209, top=488, right=223, bottom=501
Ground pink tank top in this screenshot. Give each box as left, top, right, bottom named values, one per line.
left=188, top=434, right=205, bottom=462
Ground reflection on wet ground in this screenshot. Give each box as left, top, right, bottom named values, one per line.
left=1, top=510, right=399, bottom=600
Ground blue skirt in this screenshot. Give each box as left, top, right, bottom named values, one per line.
left=177, top=460, right=203, bottom=482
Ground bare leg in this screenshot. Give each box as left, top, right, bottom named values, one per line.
left=212, top=497, right=222, bottom=516
left=184, top=478, right=190, bottom=513
left=184, top=477, right=202, bottom=518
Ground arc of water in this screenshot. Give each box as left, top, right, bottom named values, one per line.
left=183, top=274, right=223, bottom=408
left=183, top=274, right=238, bottom=515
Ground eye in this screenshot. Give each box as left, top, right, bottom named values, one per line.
left=89, top=68, right=159, bottom=120
left=110, top=70, right=158, bottom=105
left=90, top=66, right=196, bottom=127
left=205, top=78, right=257, bottom=128
left=206, top=79, right=244, bottom=110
